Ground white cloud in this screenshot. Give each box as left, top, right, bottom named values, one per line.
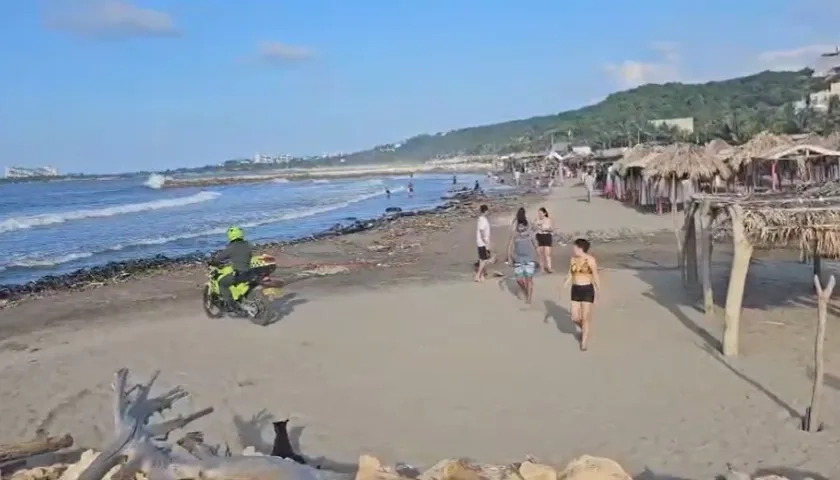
left=44, top=0, right=179, bottom=39
left=603, top=43, right=681, bottom=88
left=257, top=41, right=313, bottom=64
left=757, top=44, right=839, bottom=72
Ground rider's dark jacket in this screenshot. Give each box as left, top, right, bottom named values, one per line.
left=211, top=239, right=253, bottom=273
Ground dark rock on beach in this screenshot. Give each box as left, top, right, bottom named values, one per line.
left=0, top=189, right=526, bottom=306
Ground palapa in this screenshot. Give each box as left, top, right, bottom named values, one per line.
left=697, top=180, right=840, bottom=258
left=642, top=143, right=730, bottom=180
left=613, top=144, right=652, bottom=174
left=728, top=131, right=794, bottom=169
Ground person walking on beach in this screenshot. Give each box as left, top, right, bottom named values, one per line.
left=535, top=207, right=553, bottom=273
left=475, top=204, right=493, bottom=282
left=562, top=238, right=600, bottom=351
left=513, top=169, right=521, bottom=186
left=507, top=209, right=538, bottom=304
left=583, top=169, right=595, bottom=203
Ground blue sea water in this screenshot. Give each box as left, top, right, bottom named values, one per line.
left=0, top=173, right=500, bottom=285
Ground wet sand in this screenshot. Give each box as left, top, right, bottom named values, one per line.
left=1, top=184, right=839, bottom=479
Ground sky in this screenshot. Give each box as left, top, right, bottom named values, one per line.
left=0, top=0, right=838, bottom=174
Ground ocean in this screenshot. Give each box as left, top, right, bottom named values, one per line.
left=0, top=173, right=498, bottom=285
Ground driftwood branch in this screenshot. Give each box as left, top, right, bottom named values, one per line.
left=807, top=274, right=835, bottom=432
left=0, top=432, right=74, bottom=464
left=76, top=368, right=334, bottom=480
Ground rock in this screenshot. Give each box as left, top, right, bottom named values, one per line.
left=557, top=455, right=631, bottom=480
left=385, top=207, right=403, bottom=213
left=355, top=454, right=404, bottom=480
left=519, top=461, right=557, bottom=480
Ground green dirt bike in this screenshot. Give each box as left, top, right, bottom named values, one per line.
left=202, top=253, right=284, bottom=326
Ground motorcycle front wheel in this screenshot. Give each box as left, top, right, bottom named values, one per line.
left=202, top=285, right=225, bottom=318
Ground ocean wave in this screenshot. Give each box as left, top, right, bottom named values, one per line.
left=144, top=174, right=167, bottom=189
left=310, top=179, right=331, bottom=184
left=1, top=186, right=403, bottom=271
left=272, top=178, right=290, bottom=184
left=0, top=191, right=221, bottom=234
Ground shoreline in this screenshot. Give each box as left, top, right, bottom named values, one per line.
left=158, top=164, right=493, bottom=188
left=0, top=188, right=532, bottom=308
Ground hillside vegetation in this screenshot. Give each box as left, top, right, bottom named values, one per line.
left=330, top=69, right=838, bottom=165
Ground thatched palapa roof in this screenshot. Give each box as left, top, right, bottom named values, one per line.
left=695, top=180, right=840, bottom=258
left=728, top=131, right=793, bottom=169
left=643, top=143, right=731, bottom=180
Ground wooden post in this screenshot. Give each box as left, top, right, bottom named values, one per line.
left=683, top=203, right=698, bottom=286
left=813, top=235, right=822, bottom=284
left=699, top=200, right=714, bottom=318
left=723, top=205, right=753, bottom=356
left=807, top=274, right=835, bottom=432
left=671, top=176, right=683, bottom=270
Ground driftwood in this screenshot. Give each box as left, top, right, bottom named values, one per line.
left=74, top=368, right=335, bottom=480
left=0, top=432, right=74, bottom=464
left=806, top=274, right=835, bottom=432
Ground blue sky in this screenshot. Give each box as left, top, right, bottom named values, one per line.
left=0, top=0, right=837, bottom=173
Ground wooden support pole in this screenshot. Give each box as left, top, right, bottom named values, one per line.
left=671, top=176, right=683, bottom=272
left=683, top=203, right=698, bottom=287
left=807, top=274, right=835, bottom=432
left=699, top=201, right=714, bottom=318
left=723, top=205, right=753, bottom=357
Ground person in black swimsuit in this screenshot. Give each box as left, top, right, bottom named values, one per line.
left=534, top=207, right=553, bottom=273
left=562, top=238, right=600, bottom=351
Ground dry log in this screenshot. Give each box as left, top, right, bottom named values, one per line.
left=0, top=432, right=74, bottom=464
left=75, top=368, right=340, bottom=480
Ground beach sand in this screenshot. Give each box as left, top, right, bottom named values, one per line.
left=1, top=185, right=839, bottom=479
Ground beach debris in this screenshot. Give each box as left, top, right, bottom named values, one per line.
left=0, top=432, right=74, bottom=474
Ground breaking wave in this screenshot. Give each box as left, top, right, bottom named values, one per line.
left=0, top=191, right=221, bottom=234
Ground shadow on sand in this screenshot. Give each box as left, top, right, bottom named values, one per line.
left=629, top=258, right=804, bottom=423
left=265, top=292, right=308, bottom=325
left=543, top=300, right=577, bottom=340
left=231, top=409, right=357, bottom=473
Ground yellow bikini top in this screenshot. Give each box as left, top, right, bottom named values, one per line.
left=570, top=257, right=593, bottom=275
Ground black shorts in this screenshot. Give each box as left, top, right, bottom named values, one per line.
left=570, top=284, right=595, bottom=303
left=477, top=246, right=491, bottom=261
left=536, top=233, right=552, bottom=247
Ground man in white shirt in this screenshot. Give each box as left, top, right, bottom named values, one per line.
left=475, top=204, right=493, bottom=282
left=513, top=170, right=521, bottom=186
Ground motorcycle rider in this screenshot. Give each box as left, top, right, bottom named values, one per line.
left=211, top=226, right=253, bottom=313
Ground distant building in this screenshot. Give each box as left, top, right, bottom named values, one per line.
left=794, top=82, right=840, bottom=111
left=571, top=146, right=593, bottom=156
left=649, top=117, right=695, bottom=133
left=4, top=166, right=60, bottom=178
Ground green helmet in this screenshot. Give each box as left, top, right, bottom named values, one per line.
left=227, top=226, right=244, bottom=242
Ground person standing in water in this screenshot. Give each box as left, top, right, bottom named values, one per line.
left=507, top=209, right=538, bottom=304
left=385, top=188, right=391, bottom=199
left=452, top=175, right=457, bottom=185
left=562, top=238, right=600, bottom=351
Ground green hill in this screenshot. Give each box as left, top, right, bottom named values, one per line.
left=330, top=69, right=834, bottom=165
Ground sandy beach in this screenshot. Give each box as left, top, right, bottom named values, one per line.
left=1, top=184, right=839, bottom=479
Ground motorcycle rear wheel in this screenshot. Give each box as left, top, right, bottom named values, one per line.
left=245, top=287, right=277, bottom=326
left=202, top=285, right=224, bottom=318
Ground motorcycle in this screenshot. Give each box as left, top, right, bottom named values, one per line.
left=202, top=254, right=284, bottom=326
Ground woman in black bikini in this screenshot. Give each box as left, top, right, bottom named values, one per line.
left=562, top=238, right=600, bottom=351
left=534, top=207, right=553, bottom=273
